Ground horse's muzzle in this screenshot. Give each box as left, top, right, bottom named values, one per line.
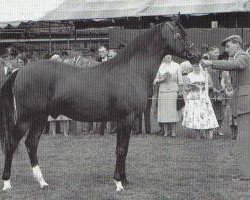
left=184, top=44, right=201, bottom=64
left=186, top=52, right=201, bottom=64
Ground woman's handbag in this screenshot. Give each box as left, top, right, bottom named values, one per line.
left=177, top=93, right=185, bottom=110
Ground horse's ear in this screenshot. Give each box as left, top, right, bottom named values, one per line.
left=172, top=13, right=181, bottom=25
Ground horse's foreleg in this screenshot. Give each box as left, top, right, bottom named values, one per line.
left=2, top=137, right=22, bottom=191
left=113, top=113, right=134, bottom=191
left=24, top=118, right=48, bottom=188
left=2, top=122, right=28, bottom=191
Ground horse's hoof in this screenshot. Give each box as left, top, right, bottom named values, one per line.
left=40, top=181, right=49, bottom=188
left=2, top=180, right=11, bottom=191
left=113, top=179, right=124, bottom=192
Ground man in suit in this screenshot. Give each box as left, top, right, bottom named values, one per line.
left=207, top=46, right=227, bottom=138
left=202, top=35, right=250, bottom=180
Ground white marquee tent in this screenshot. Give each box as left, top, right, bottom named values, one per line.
left=42, top=0, right=250, bottom=21
left=1, top=0, right=250, bottom=25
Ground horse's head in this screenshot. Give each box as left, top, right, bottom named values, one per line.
left=161, top=15, right=200, bottom=64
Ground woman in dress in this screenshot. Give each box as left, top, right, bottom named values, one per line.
left=153, top=54, right=183, bottom=137
left=182, top=64, right=219, bottom=139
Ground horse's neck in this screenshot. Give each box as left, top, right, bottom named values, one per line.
left=130, top=31, right=165, bottom=77
left=129, top=50, right=165, bottom=87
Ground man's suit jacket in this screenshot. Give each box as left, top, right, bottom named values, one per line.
left=64, top=56, right=99, bottom=67
left=211, top=50, right=250, bottom=115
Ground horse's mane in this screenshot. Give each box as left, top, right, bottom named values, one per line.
left=33, top=23, right=165, bottom=73
left=85, top=23, right=165, bottom=71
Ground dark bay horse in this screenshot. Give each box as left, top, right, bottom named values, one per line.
left=0, top=17, right=197, bottom=191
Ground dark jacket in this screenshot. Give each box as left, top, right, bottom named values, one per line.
left=212, top=50, right=250, bottom=115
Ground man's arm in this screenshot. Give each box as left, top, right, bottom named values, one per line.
left=212, top=54, right=248, bottom=71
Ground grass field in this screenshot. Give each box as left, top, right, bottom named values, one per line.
left=0, top=127, right=250, bottom=200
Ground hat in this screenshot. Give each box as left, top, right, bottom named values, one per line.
left=221, top=35, right=242, bottom=47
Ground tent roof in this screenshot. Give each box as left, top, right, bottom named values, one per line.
left=1, top=0, right=250, bottom=25
left=0, top=0, right=64, bottom=23
left=42, top=0, right=250, bottom=21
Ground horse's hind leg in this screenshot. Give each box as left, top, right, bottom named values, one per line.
left=2, top=121, right=29, bottom=191
left=113, top=113, right=135, bottom=191
left=24, top=117, right=48, bottom=188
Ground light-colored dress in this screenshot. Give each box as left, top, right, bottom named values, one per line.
left=182, top=70, right=219, bottom=130
left=154, top=61, right=183, bottom=123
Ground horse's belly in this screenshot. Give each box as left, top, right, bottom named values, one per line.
left=58, top=98, right=131, bottom=122
left=52, top=97, right=112, bottom=122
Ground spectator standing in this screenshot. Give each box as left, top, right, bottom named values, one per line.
left=180, top=60, right=193, bottom=116
left=153, top=54, right=183, bottom=137
left=201, top=44, right=210, bottom=60
left=182, top=64, right=218, bottom=139
left=97, top=46, right=108, bottom=62
left=207, top=46, right=227, bottom=138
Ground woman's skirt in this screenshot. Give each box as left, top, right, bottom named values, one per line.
left=182, top=94, right=219, bottom=130
left=157, top=91, right=180, bottom=123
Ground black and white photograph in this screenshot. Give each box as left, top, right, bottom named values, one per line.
left=1, top=0, right=250, bottom=199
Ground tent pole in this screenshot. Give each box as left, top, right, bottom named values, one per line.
left=74, top=21, right=77, bottom=44
left=49, top=21, right=52, bottom=55
left=236, top=13, right=243, bottom=42
left=235, top=13, right=238, bottom=33
left=241, top=13, right=244, bottom=42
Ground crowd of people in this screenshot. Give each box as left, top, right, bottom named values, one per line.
left=153, top=36, right=248, bottom=141
left=0, top=46, right=29, bottom=74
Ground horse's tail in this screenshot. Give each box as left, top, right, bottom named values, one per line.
left=0, top=70, right=19, bottom=153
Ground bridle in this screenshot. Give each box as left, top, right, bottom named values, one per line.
left=165, top=21, right=190, bottom=53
